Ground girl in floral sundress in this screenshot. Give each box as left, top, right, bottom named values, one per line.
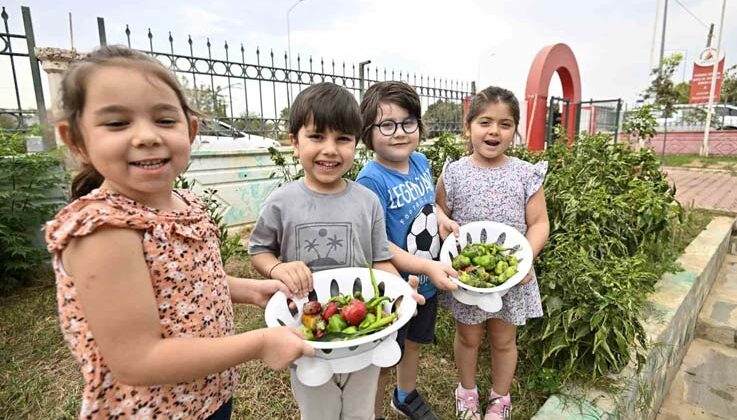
left=45, top=46, right=313, bottom=420
left=436, top=86, right=550, bottom=420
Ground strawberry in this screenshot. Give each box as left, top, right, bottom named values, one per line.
left=340, top=299, right=367, bottom=326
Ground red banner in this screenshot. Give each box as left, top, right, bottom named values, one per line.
left=689, top=47, right=726, bottom=104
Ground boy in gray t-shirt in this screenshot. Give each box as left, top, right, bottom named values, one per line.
left=248, top=83, right=398, bottom=419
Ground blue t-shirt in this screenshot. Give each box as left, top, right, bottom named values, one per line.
left=356, top=152, right=440, bottom=298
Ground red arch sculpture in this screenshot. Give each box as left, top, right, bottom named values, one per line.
left=525, top=43, right=581, bottom=151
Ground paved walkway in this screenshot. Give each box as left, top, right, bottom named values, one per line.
left=658, top=254, right=737, bottom=420
left=664, top=167, right=737, bottom=212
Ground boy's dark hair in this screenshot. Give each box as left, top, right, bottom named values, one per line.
left=359, top=81, right=425, bottom=150
left=465, top=85, right=520, bottom=130
left=288, top=82, right=362, bottom=140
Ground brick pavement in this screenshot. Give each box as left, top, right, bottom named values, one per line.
left=664, top=167, right=737, bottom=212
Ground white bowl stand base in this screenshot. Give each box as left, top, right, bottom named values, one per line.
left=451, top=289, right=503, bottom=313
left=294, top=332, right=402, bottom=387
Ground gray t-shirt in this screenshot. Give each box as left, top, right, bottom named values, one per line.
left=248, top=179, right=393, bottom=271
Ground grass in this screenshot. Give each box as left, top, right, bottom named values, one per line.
left=0, top=209, right=714, bottom=420
left=660, top=154, right=737, bottom=171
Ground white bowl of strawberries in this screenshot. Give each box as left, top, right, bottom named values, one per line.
left=264, top=267, right=417, bottom=387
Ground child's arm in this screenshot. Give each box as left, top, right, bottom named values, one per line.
left=227, top=276, right=291, bottom=308
left=435, top=203, right=460, bottom=239
left=522, top=187, right=550, bottom=284
left=64, top=228, right=313, bottom=386
left=435, top=177, right=459, bottom=239
left=387, top=243, right=458, bottom=291
left=373, top=259, right=426, bottom=306
left=250, top=252, right=312, bottom=298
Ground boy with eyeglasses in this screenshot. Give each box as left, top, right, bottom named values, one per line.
left=357, top=81, right=456, bottom=420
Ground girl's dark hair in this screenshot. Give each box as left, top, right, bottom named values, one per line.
left=59, top=45, right=196, bottom=199
left=288, top=82, right=362, bottom=140
left=464, top=86, right=521, bottom=153
left=465, top=85, right=520, bottom=129
left=359, top=81, right=425, bottom=150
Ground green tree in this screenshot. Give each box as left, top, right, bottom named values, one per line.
left=642, top=53, right=683, bottom=119
left=230, top=112, right=284, bottom=140
left=622, top=104, right=657, bottom=146
left=674, top=81, right=690, bottom=104
left=179, top=77, right=227, bottom=118
left=721, top=64, right=737, bottom=105
left=422, top=101, right=462, bottom=136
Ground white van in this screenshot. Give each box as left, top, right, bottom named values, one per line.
left=653, top=104, right=737, bottom=131
left=194, top=119, right=282, bottom=151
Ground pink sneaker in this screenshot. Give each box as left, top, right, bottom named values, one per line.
left=484, top=391, right=511, bottom=420
left=455, top=385, right=482, bottom=420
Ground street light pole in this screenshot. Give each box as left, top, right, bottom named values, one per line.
left=287, top=0, right=305, bottom=103
left=701, top=0, right=727, bottom=157
left=658, top=0, right=669, bottom=77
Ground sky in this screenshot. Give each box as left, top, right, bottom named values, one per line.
left=1, top=0, right=735, bottom=115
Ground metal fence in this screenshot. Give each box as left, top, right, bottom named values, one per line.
left=545, top=96, right=623, bottom=145
left=0, top=6, right=48, bottom=139
left=96, top=17, right=474, bottom=143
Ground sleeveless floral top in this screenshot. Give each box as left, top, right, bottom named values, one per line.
left=45, top=188, right=237, bottom=419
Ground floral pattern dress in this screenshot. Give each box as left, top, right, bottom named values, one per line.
left=45, top=188, right=237, bottom=419
left=440, top=156, right=547, bottom=325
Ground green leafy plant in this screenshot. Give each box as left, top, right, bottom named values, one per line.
left=419, top=132, right=467, bottom=180
left=509, top=132, right=684, bottom=378
left=267, top=144, right=371, bottom=184
left=174, top=175, right=247, bottom=265
left=0, top=132, right=67, bottom=294
left=623, top=104, right=658, bottom=144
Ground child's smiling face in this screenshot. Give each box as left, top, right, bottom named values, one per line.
left=370, top=102, right=420, bottom=172
left=70, top=66, right=196, bottom=203
left=291, top=118, right=357, bottom=194
left=467, top=101, right=516, bottom=167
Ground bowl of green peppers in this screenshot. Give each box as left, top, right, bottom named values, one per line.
left=439, top=221, right=533, bottom=312
left=264, top=267, right=417, bottom=387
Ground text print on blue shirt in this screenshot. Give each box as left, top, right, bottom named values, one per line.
left=387, top=171, right=434, bottom=211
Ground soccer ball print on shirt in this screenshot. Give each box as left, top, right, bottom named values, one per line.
left=407, top=204, right=440, bottom=260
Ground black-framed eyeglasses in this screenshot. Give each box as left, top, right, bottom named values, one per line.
left=373, top=118, right=420, bottom=136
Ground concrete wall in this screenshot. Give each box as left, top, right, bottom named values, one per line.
left=184, top=146, right=295, bottom=229
left=532, top=217, right=735, bottom=420
left=641, top=130, right=737, bottom=156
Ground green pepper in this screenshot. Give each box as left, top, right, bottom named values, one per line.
left=472, top=255, right=493, bottom=270
left=459, top=271, right=481, bottom=287
left=452, top=254, right=471, bottom=270
left=341, top=326, right=357, bottom=334
left=367, top=296, right=390, bottom=309
left=368, top=312, right=397, bottom=329
left=495, top=260, right=508, bottom=275
left=301, top=326, right=315, bottom=340
left=359, top=313, right=377, bottom=330
left=504, top=266, right=517, bottom=278
left=327, top=314, right=348, bottom=333
left=369, top=266, right=380, bottom=299
left=508, top=255, right=518, bottom=266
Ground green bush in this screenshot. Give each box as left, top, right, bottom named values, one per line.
left=510, top=133, right=683, bottom=377
left=0, top=132, right=67, bottom=294
left=419, top=132, right=467, bottom=180
left=174, top=175, right=247, bottom=266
